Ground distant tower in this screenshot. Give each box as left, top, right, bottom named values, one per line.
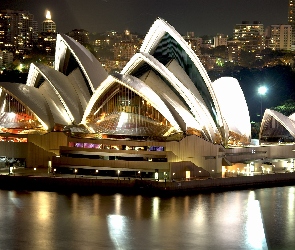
left=288, top=0, right=295, bottom=50
left=42, top=10, right=56, bottom=33
left=39, top=10, right=57, bottom=59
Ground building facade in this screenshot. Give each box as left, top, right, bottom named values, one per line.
left=233, top=21, right=265, bottom=53
left=38, top=10, right=57, bottom=56
left=288, top=0, right=295, bottom=50
left=0, top=9, right=38, bottom=53
left=213, top=34, right=228, bottom=48
left=0, top=50, right=13, bottom=67
left=0, top=18, right=294, bottom=180
left=42, top=10, right=56, bottom=33
left=266, top=25, right=292, bottom=51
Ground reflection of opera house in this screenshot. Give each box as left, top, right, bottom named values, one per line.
left=0, top=18, right=295, bottom=179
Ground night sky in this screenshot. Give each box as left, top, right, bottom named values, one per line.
left=1, top=0, right=289, bottom=36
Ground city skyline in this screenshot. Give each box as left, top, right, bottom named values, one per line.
left=1, top=0, right=289, bottom=36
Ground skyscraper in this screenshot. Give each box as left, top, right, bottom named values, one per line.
left=288, top=0, right=295, bottom=50
left=39, top=10, right=57, bottom=57
left=42, top=10, right=56, bottom=33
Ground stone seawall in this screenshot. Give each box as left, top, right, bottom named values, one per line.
left=0, top=173, right=295, bottom=196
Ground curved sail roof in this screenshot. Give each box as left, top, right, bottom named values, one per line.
left=122, top=52, right=219, bottom=142
left=138, top=18, right=224, bottom=130
left=212, top=77, right=251, bottom=141
left=83, top=74, right=182, bottom=134
left=260, top=109, right=295, bottom=141
left=27, top=63, right=84, bottom=124
left=55, top=34, right=108, bottom=94
left=0, top=82, right=53, bottom=130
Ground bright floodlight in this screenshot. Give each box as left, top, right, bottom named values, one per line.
left=258, top=86, right=267, bottom=95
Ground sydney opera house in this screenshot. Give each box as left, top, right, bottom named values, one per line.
left=0, top=18, right=295, bottom=179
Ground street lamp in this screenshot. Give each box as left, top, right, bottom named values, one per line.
left=138, top=171, right=142, bottom=180
left=258, top=86, right=267, bottom=119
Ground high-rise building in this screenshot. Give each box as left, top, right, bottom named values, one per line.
left=42, top=10, right=56, bottom=33
left=39, top=10, right=57, bottom=56
left=266, top=25, right=292, bottom=51
left=0, top=9, right=38, bottom=53
left=233, top=21, right=265, bottom=53
left=288, top=0, right=295, bottom=49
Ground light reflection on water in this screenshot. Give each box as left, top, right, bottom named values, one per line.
left=0, top=186, right=294, bottom=249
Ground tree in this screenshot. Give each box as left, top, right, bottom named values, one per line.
left=239, top=50, right=256, bottom=67
left=271, top=99, right=295, bottom=116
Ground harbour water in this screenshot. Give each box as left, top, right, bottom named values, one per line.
left=0, top=186, right=294, bottom=250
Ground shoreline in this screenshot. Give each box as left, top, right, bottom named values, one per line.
left=0, top=172, right=295, bottom=196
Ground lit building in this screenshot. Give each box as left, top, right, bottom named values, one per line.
left=233, top=21, right=265, bottom=53
left=42, top=10, right=56, bottom=33
left=266, top=25, right=292, bottom=51
left=67, top=29, right=89, bottom=46
left=288, top=0, right=295, bottom=50
left=39, top=10, right=57, bottom=56
left=0, top=9, right=38, bottom=53
left=184, top=36, right=202, bottom=56
left=113, top=41, right=140, bottom=60
left=213, top=34, right=228, bottom=47
left=0, top=18, right=294, bottom=179
left=0, top=50, right=13, bottom=67
left=227, top=40, right=242, bottom=63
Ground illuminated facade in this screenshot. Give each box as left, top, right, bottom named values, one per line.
left=42, top=11, right=56, bottom=33
left=266, top=25, right=292, bottom=51
left=39, top=10, right=57, bottom=55
left=233, top=21, right=265, bottom=53
left=288, top=0, right=295, bottom=49
left=1, top=18, right=294, bottom=178
left=0, top=9, right=38, bottom=53
left=0, top=50, right=13, bottom=67
left=213, top=34, right=228, bottom=47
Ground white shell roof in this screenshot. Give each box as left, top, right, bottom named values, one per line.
left=261, top=109, right=295, bottom=139
left=139, top=18, right=224, bottom=129
left=212, top=77, right=251, bottom=140
left=122, top=52, right=218, bottom=142
left=83, top=74, right=182, bottom=133
left=0, top=82, right=53, bottom=130
left=138, top=70, right=198, bottom=133
left=27, top=63, right=84, bottom=124
left=55, top=34, right=108, bottom=93
left=289, top=113, right=295, bottom=121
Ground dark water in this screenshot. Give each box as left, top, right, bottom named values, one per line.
left=0, top=186, right=294, bottom=250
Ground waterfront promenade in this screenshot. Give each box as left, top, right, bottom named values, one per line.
left=0, top=167, right=295, bottom=196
